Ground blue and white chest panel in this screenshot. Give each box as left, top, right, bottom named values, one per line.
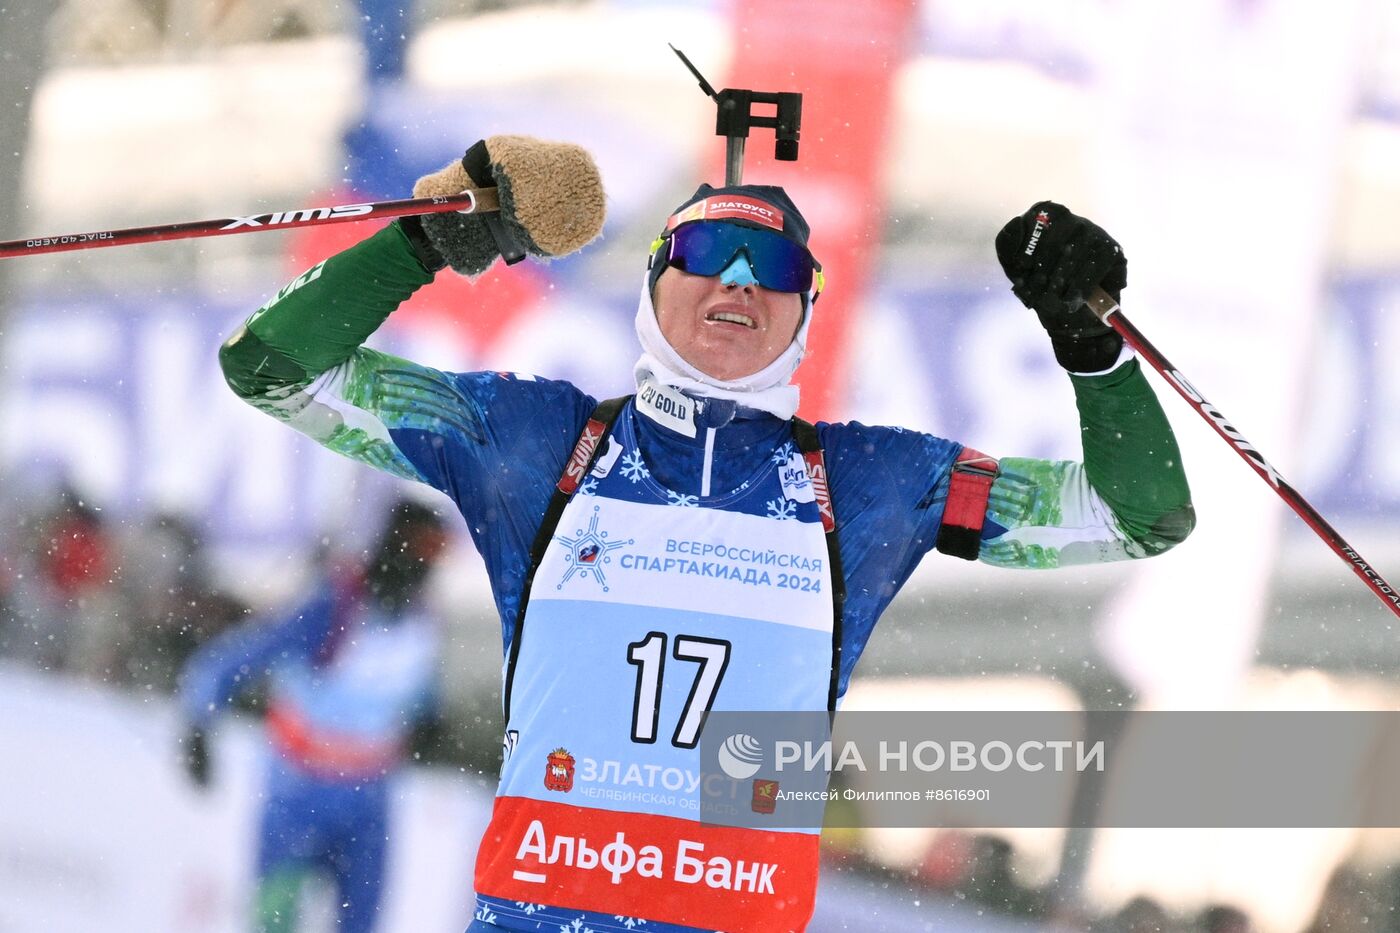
left=500, top=411, right=835, bottom=820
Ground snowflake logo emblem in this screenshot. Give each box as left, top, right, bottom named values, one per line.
left=578, top=477, right=599, bottom=497
left=554, top=506, right=632, bottom=591
left=766, top=498, right=796, bottom=521
left=666, top=491, right=699, bottom=508
left=771, top=441, right=796, bottom=465
left=620, top=448, right=650, bottom=483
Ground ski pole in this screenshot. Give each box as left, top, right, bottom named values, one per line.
left=1087, top=287, right=1400, bottom=619
left=0, top=188, right=500, bottom=259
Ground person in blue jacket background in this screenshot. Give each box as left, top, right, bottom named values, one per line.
left=178, top=498, right=449, bottom=933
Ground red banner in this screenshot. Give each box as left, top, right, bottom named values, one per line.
left=475, top=795, right=820, bottom=933
left=721, top=0, right=918, bottom=420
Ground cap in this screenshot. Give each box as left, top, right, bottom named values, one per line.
left=647, top=183, right=812, bottom=295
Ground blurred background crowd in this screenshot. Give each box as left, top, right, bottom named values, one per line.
left=3, top=0, right=1400, bottom=931
left=0, top=483, right=246, bottom=691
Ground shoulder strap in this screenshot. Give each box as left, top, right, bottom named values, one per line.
left=934, top=447, right=999, bottom=561
left=503, top=395, right=631, bottom=724
left=791, top=416, right=846, bottom=713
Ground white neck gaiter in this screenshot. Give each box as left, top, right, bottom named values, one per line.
left=631, top=275, right=813, bottom=421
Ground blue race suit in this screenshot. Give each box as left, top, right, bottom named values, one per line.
left=217, top=222, right=1193, bottom=932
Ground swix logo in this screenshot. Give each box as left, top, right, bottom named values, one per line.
left=1024, top=211, right=1051, bottom=256
left=221, top=203, right=375, bottom=230
left=801, top=451, right=835, bottom=532
left=558, top=419, right=606, bottom=494
left=1164, top=369, right=1284, bottom=488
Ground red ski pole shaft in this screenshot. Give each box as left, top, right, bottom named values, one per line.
left=0, top=187, right=501, bottom=259
left=1086, top=287, right=1400, bottom=619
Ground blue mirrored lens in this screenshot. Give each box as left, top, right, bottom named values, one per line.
left=667, top=222, right=815, bottom=292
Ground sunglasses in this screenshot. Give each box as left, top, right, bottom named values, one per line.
left=651, top=221, right=824, bottom=295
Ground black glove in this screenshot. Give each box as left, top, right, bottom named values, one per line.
left=994, top=201, right=1126, bottom=373
left=181, top=725, right=212, bottom=790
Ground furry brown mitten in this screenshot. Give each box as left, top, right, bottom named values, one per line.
left=408, top=135, right=605, bottom=277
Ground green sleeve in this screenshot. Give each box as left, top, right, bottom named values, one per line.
left=216, top=222, right=464, bottom=486
left=978, top=358, right=1195, bottom=569
left=219, top=221, right=434, bottom=395
left=1070, top=358, right=1195, bottom=551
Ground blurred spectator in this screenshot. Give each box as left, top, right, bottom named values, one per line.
left=0, top=485, right=250, bottom=691
left=955, top=834, right=1045, bottom=917
left=1108, top=896, right=1182, bottom=933
left=1306, top=864, right=1387, bottom=932
left=915, top=829, right=977, bottom=891
left=118, top=510, right=248, bottom=692
left=176, top=498, right=449, bottom=933
left=2, top=485, right=122, bottom=678
left=1199, top=905, right=1252, bottom=933
left=912, top=831, right=1045, bottom=916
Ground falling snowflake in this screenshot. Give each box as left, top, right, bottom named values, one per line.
left=474, top=905, right=499, bottom=924
left=578, top=477, right=599, bottom=497
left=613, top=918, right=648, bottom=930
left=560, top=919, right=594, bottom=933
left=620, top=448, right=650, bottom=483
left=766, top=498, right=796, bottom=521
left=666, top=491, right=699, bottom=508
left=770, top=441, right=796, bottom=464
left=514, top=902, right=545, bottom=916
